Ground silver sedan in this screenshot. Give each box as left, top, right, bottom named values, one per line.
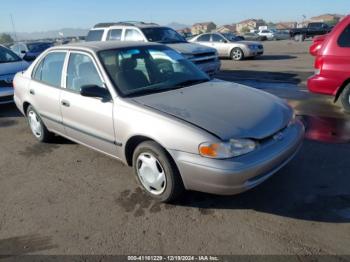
left=189, top=32, right=264, bottom=61
left=14, top=41, right=304, bottom=202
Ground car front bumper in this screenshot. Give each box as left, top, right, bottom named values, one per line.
left=193, top=59, right=221, bottom=76
left=245, top=48, right=264, bottom=57
left=169, top=120, right=304, bottom=195
left=0, top=87, right=14, bottom=105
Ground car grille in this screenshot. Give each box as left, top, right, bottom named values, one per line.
left=0, top=80, right=13, bottom=88
left=0, top=95, right=13, bottom=102
left=190, top=52, right=217, bottom=64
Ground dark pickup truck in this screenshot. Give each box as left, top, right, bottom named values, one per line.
left=290, top=22, right=333, bottom=41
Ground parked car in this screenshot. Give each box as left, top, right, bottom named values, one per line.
left=258, top=29, right=276, bottom=40
left=189, top=32, right=264, bottom=61
left=290, top=22, right=332, bottom=41
left=241, top=32, right=267, bottom=41
left=13, top=41, right=304, bottom=202
left=258, top=29, right=290, bottom=40
left=308, top=15, right=350, bottom=112
left=221, top=32, right=245, bottom=41
left=11, top=42, right=53, bottom=61
left=0, top=45, right=29, bottom=104
left=309, top=34, right=328, bottom=56
left=86, top=22, right=220, bottom=76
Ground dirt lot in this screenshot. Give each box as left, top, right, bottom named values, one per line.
left=1, top=40, right=350, bottom=257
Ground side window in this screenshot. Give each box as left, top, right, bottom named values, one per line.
left=107, top=29, right=122, bottom=41
left=212, top=34, right=225, bottom=43
left=197, top=34, right=210, bottom=42
left=86, top=30, right=104, bottom=42
left=338, top=25, right=350, bottom=48
left=66, top=53, right=104, bottom=92
left=33, top=52, right=66, bottom=87
left=11, top=45, right=19, bottom=54
left=124, top=29, right=144, bottom=41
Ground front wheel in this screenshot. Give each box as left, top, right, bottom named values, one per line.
left=26, top=105, right=54, bottom=142
left=340, top=84, right=350, bottom=113
left=231, top=48, right=244, bottom=61
left=132, top=141, right=185, bottom=202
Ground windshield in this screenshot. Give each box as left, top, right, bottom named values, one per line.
left=99, top=46, right=209, bottom=97
left=141, top=28, right=187, bottom=43
left=27, top=42, right=53, bottom=53
left=0, top=46, right=22, bottom=63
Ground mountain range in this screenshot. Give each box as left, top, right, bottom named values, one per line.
left=3, top=22, right=190, bottom=41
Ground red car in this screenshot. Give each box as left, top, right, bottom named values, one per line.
left=308, top=15, right=350, bottom=112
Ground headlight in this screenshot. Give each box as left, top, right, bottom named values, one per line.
left=199, top=139, right=257, bottom=159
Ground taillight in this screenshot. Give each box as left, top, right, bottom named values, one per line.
left=314, top=56, right=324, bottom=75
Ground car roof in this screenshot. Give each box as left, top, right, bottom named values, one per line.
left=93, top=22, right=162, bottom=29
left=50, top=41, right=163, bottom=52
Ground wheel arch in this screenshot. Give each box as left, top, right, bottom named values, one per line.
left=334, top=79, right=350, bottom=102
left=124, top=135, right=171, bottom=167
left=23, top=101, right=31, bottom=115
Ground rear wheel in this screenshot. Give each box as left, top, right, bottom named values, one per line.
left=26, top=105, right=54, bottom=142
left=231, top=48, right=244, bottom=61
left=340, top=84, right=350, bottom=113
left=132, top=141, right=185, bottom=202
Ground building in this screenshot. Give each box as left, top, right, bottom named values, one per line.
left=236, top=19, right=266, bottom=33
left=310, top=14, right=345, bottom=23
left=191, top=22, right=217, bottom=35
left=216, top=24, right=237, bottom=34
left=177, top=27, right=192, bottom=37
left=275, top=22, right=298, bottom=30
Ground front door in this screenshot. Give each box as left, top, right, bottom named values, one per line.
left=211, top=34, right=230, bottom=57
left=60, top=51, right=117, bottom=157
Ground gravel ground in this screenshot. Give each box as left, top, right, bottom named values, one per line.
left=0, top=40, right=350, bottom=257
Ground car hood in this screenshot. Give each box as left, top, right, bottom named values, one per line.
left=132, top=80, right=292, bottom=140
left=166, top=42, right=216, bottom=55
left=0, top=60, right=29, bottom=76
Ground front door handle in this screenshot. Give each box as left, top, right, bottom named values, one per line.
left=61, top=100, right=70, bottom=107
left=29, top=89, right=35, bottom=95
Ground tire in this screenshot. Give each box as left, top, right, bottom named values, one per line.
left=340, top=84, right=350, bottom=113
left=132, top=141, right=185, bottom=202
left=231, top=48, right=244, bottom=61
left=26, top=105, right=55, bottom=143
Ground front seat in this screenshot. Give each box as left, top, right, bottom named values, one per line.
left=116, top=57, right=149, bottom=91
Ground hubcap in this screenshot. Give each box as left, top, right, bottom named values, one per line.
left=136, top=153, right=166, bottom=195
left=28, top=110, right=42, bottom=138
left=232, top=50, right=242, bottom=60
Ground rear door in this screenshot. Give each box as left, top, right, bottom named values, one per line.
left=60, top=51, right=117, bottom=156
left=29, top=51, right=66, bottom=134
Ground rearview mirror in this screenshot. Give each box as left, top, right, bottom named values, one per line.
left=80, top=85, right=111, bottom=100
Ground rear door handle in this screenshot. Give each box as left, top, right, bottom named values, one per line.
left=61, top=100, right=70, bottom=107
left=29, top=89, right=35, bottom=95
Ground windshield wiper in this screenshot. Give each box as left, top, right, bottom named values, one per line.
left=173, top=78, right=210, bottom=88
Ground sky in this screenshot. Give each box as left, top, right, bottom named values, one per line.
left=0, top=0, right=349, bottom=33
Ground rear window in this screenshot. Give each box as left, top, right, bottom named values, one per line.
left=338, top=24, right=350, bottom=48
left=86, top=30, right=104, bottom=42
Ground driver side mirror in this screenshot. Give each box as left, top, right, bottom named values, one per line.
left=80, top=85, right=111, bottom=101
